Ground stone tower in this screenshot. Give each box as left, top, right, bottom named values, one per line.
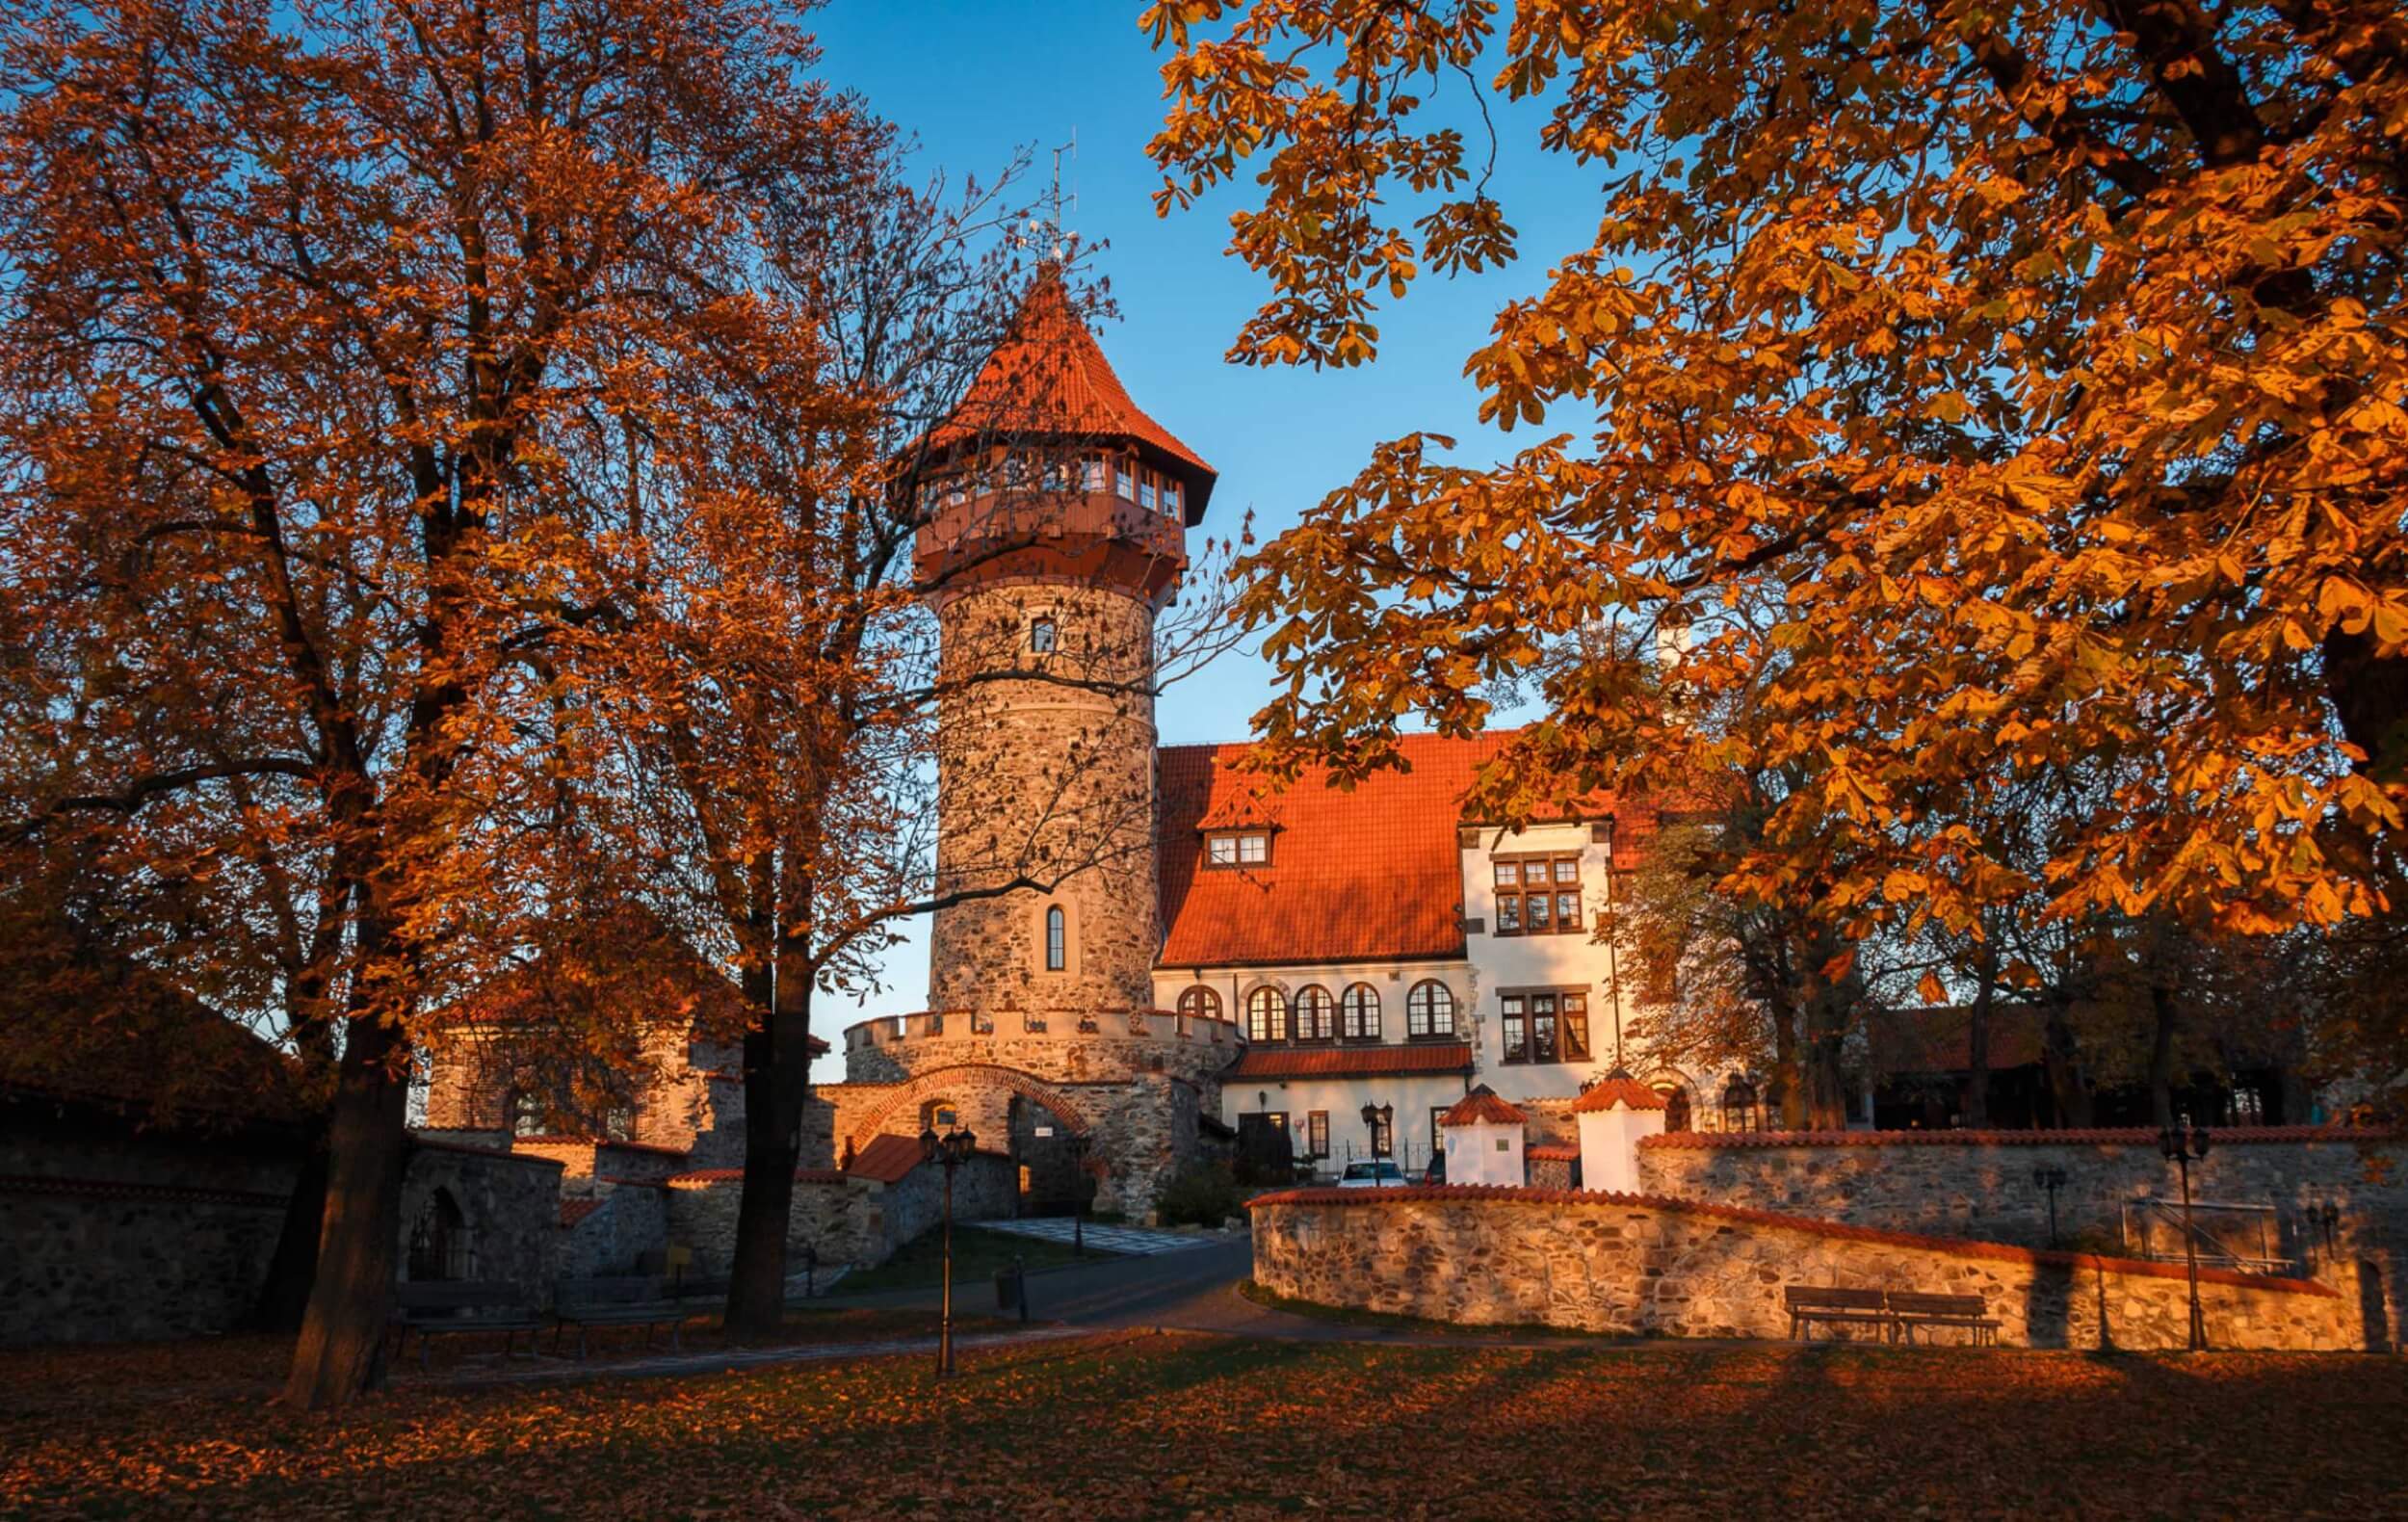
left=916, top=267, right=1217, bottom=1021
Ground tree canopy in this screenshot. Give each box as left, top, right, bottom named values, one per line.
left=1143, top=0, right=2408, bottom=946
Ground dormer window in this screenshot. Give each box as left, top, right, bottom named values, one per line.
left=1206, top=829, right=1270, bottom=867
left=1030, top=617, right=1057, bottom=655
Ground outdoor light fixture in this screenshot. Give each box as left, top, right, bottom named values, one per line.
left=920, top=1124, right=979, bottom=1377
left=1360, top=1102, right=1395, bottom=1187
left=2159, top=1116, right=2212, bottom=1351
left=1066, top=1132, right=1093, bottom=1257
left=2031, top=1166, right=2069, bottom=1249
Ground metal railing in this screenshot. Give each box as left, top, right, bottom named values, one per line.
left=2120, top=1196, right=2295, bottom=1274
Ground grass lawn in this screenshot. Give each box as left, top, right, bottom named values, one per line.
left=4, top=1329, right=2402, bottom=1518
left=829, top=1222, right=1123, bottom=1297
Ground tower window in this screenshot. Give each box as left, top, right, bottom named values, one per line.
left=1083, top=459, right=1106, bottom=491
left=1030, top=617, right=1056, bottom=654
left=1115, top=463, right=1136, bottom=501
left=1162, top=480, right=1181, bottom=515
left=1045, top=906, right=1065, bottom=971
left=1140, top=479, right=1157, bottom=512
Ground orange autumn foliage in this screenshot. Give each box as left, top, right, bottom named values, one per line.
left=1141, top=0, right=2408, bottom=943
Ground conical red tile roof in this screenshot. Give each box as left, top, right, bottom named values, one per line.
left=927, top=267, right=1216, bottom=514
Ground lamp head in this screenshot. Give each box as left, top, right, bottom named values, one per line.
left=920, top=1126, right=941, bottom=1163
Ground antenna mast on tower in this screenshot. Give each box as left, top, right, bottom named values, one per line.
left=1040, top=129, right=1077, bottom=262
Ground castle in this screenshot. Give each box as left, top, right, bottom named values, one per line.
left=419, top=269, right=1678, bottom=1260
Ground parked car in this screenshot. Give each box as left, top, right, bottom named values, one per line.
left=1335, top=1161, right=1408, bottom=1189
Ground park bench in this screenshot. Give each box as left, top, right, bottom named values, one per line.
left=1886, top=1291, right=2001, bottom=1346
left=1785, top=1285, right=1895, bottom=1342
left=388, top=1280, right=545, bottom=1369
left=550, top=1275, right=697, bottom=1359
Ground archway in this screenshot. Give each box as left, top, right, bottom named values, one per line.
left=845, top=1063, right=1102, bottom=1219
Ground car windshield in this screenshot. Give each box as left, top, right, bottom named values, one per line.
left=1343, top=1163, right=1402, bottom=1179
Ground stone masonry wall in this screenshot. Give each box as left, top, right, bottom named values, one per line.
left=927, top=582, right=1159, bottom=1015
left=1251, top=1187, right=2365, bottom=1351
left=400, top=1140, right=564, bottom=1302
left=842, top=1024, right=1236, bottom=1088
left=559, top=1184, right=669, bottom=1279
left=666, top=1155, right=1017, bottom=1273
left=1634, top=1129, right=2404, bottom=1346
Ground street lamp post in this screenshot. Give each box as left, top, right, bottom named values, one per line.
left=2030, top=1166, right=2068, bottom=1249
left=1067, top=1132, right=1092, bottom=1257
left=1359, top=1102, right=1394, bottom=1187
left=920, top=1123, right=978, bottom=1378
left=2159, top=1116, right=2212, bottom=1351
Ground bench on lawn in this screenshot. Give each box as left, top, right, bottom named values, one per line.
left=1886, top=1291, right=2001, bottom=1346
left=1785, top=1285, right=1894, bottom=1341
left=551, top=1276, right=698, bottom=1359
left=389, top=1280, right=545, bottom=1368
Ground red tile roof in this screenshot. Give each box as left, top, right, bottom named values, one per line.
left=1160, top=730, right=1642, bottom=969
left=1526, top=1143, right=1582, bottom=1162
left=1569, top=1076, right=1668, bottom=1114
left=927, top=267, right=1216, bottom=515
left=1640, top=1124, right=2392, bottom=1149
left=666, top=1167, right=851, bottom=1186
left=1440, top=1089, right=1528, bottom=1127
left=1223, top=1042, right=1475, bottom=1081
left=845, top=1133, right=925, bottom=1186
left=560, top=1197, right=605, bottom=1229
left=1243, top=1185, right=2339, bottom=1297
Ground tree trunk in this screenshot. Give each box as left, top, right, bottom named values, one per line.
left=2041, top=1002, right=2092, bottom=1127
left=245, top=1121, right=328, bottom=1332
left=1767, top=989, right=1804, bottom=1131
left=2148, top=983, right=2181, bottom=1130
left=1963, top=942, right=1997, bottom=1130
left=726, top=910, right=815, bottom=1337
left=281, top=1016, right=412, bottom=1408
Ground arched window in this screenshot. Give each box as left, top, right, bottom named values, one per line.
left=1044, top=905, right=1066, bottom=971
left=1295, top=984, right=1334, bottom=1041
left=507, top=1089, right=546, bottom=1139
left=1177, top=985, right=1221, bottom=1022
left=920, top=1097, right=960, bottom=1133
left=1245, top=985, right=1289, bottom=1043
left=1406, top=980, right=1455, bottom=1038
left=1340, top=983, right=1381, bottom=1040
left=1030, top=616, right=1057, bottom=655
left=1721, top=1076, right=1762, bottom=1133
left=406, top=1189, right=473, bottom=1281
left=1658, top=1085, right=1692, bottom=1134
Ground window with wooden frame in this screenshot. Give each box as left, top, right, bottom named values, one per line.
left=1245, top=985, right=1289, bottom=1043
left=1500, top=988, right=1592, bottom=1064
left=1082, top=459, right=1107, bottom=492
left=1294, top=984, right=1335, bottom=1041
left=1490, top=853, right=1584, bottom=935
left=1176, top=985, right=1221, bottom=1022
left=1339, top=983, right=1381, bottom=1040
left=1114, top=460, right=1137, bottom=500
left=1204, top=829, right=1270, bottom=868
left=1044, top=905, right=1065, bottom=971
left=1306, top=1111, right=1329, bottom=1159
left=1430, top=1108, right=1450, bottom=1157
left=1029, top=616, right=1056, bottom=654
left=1162, top=479, right=1182, bottom=516
left=1405, top=979, right=1456, bottom=1038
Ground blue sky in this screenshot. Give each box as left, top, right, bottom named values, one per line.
left=805, top=1, right=1590, bottom=1053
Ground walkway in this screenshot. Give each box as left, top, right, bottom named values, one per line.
left=970, top=1218, right=1221, bottom=1256
left=431, top=1325, right=1089, bottom=1388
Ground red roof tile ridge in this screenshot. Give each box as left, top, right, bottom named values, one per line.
left=1440, top=1089, right=1529, bottom=1126
left=1638, top=1124, right=2395, bottom=1149
left=1568, top=1077, right=1668, bottom=1114
left=409, top=1136, right=566, bottom=1168
left=1243, top=1185, right=2339, bottom=1297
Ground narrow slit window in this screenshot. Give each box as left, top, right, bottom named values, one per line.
left=1030, top=617, right=1056, bottom=654
left=1045, top=906, right=1065, bottom=971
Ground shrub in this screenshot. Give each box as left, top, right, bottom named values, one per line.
left=1157, top=1161, right=1240, bottom=1228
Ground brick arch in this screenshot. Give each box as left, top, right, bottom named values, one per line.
left=846, top=1063, right=1097, bottom=1154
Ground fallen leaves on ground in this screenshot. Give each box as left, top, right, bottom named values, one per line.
left=1, top=1330, right=2400, bottom=1519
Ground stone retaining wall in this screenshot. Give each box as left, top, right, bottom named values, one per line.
left=400, top=1140, right=564, bottom=1301
left=1634, top=1128, right=2402, bottom=1345
left=1250, top=1187, right=2368, bottom=1351
left=666, top=1154, right=1017, bottom=1273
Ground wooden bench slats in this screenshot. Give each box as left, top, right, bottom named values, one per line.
left=1785, top=1285, right=2003, bottom=1346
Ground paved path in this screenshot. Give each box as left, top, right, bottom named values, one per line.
left=430, top=1325, right=1090, bottom=1388
left=969, top=1218, right=1218, bottom=1256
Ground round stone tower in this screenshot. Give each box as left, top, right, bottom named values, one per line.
left=914, top=266, right=1217, bottom=1032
